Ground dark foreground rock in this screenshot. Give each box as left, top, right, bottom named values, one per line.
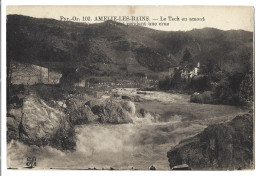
left=7, top=95, right=76, bottom=150
left=167, top=113, right=254, bottom=170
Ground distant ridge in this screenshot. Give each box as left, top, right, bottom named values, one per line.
left=7, top=14, right=253, bottom=77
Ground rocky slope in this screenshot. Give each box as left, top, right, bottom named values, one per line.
left=167, top=112, right=254, bottom=170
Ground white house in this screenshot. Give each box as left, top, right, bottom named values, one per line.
left=169, top=62, right=200, bottom=79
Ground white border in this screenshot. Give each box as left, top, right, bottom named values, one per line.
left=1, top=1, right=259, bottom=176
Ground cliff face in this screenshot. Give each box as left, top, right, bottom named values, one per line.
left=167, top=113, right=254, bottom=170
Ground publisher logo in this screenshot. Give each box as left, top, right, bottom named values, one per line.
left=25, top=157, right=36, bottom=168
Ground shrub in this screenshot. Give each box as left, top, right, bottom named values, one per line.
left=189, top=75, right=211, bottom=92
left=190, top=91, right=216, bottom=104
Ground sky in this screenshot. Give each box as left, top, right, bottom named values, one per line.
left=6, top=6, right=254, bottom=32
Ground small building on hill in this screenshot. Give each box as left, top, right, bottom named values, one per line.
left=168, top=62, right=200, bottom=79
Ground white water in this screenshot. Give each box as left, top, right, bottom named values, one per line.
left=7, top=90, right=247, bottom=170
left=8, top=120, right=205, bottom=170
left=111, top=88, right=187, bottom=103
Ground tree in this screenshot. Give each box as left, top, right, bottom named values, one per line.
left=239, top=73, right=253, bottom=102
left=180, top=48, right=194, bottom=69
left=59, top=68, right=79, bottom=87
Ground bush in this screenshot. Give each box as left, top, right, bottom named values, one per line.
left=189, top=75, right=211, bottom=92
left=190, top=91, right=216, bottom=104
left=159, top=76, right=171, bottom=90
left=212, top=71, right=253, bottom=105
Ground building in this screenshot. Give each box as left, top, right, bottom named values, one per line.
left=194, top=62, right=200, bottom=75
left=181, top=69, right=190, bottom=79
left=168, top=62, right=200, bottom=79
left=11, top=63, right=62, bottom=85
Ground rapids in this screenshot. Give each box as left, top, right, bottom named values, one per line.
left=7, top=89, right=248, bottom=170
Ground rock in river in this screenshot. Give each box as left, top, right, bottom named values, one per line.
left=86, top=99, right=134, bottom=124
left=167, top=112, right=254, bottom=170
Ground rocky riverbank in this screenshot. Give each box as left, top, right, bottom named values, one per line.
left=7, top=89, right=136, bottom=151
left=167, top=112, right=254, bottom=170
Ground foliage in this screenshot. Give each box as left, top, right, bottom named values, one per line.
left=190, top=91, right=216, bottom=104
left=7, top=15, right=253, bottom=78
left=159, top=68, right=253, bottom=106
left=180, top=48, right=194, bottom=70
left=190, top=75, right=211, bottom=92
left=213, top=72, right=253, bottom=105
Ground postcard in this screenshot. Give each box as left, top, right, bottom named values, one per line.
left=3, top=5, right=254, bottom=171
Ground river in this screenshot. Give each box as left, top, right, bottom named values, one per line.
left=7, top=89, right=248, bottom=170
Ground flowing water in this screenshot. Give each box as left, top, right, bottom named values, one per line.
left=7, top=89, right=248, bottom=170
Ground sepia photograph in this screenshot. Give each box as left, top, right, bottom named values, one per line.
left=4, top=5, right=254, bottom=171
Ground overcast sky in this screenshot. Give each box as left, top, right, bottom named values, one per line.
left=7, top=6, right=254, bottom=32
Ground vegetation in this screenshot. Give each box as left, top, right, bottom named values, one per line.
left=7, top=15, right=253, bottom=79
left=159, top=47, right=253, bottom=106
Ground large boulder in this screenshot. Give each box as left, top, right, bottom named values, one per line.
left=167, top=113, right=254, bottom=170
left=68, top=106, right=99, bottom=125
left=66, top=97, right=99, bottom=125
left=7, top=95, right=76, bottom=150
left=122, top=101, right=136, bottom=116
left=86, top=99, right=134, bottom=124
left=64, top=96, right=135, bottom=125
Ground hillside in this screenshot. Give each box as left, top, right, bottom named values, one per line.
left=7, top=15, right=253, bottom=78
